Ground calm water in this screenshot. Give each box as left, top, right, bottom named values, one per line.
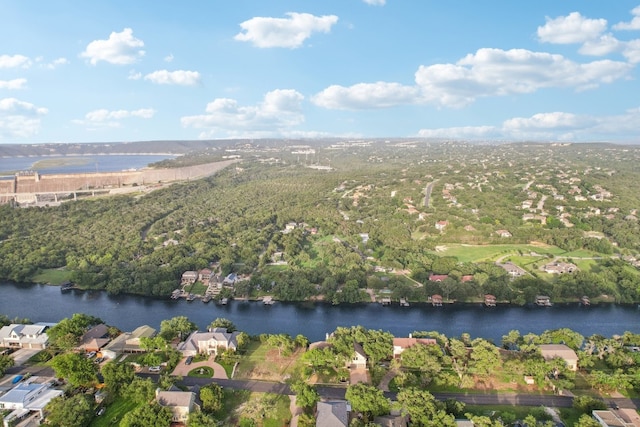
left=1, top=282, right=639, bottom=342
left=0, top=155, right=174, bottom=175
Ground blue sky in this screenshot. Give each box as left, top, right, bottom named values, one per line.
left=2, top=1, right=640, bottom=143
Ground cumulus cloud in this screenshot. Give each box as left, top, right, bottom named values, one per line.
left=45, top=57, right=69, bottom=69
left=578, top=34, right=622, bottom=56
left=128, top=70, right=142, bottom=80
left=0, top=98, right=48, bottom=139
left=80, top=28, right=145, bottom=65
left=73, top=107, right=155, bottom=129
left=0, top=78, right=27, bottom=90
left=164, top=53, right=174, bottom=63
left=181, top=89, right=305, bottom=138
left=234, top=12, right=338, bottom=48
left=0, top=54, right=31, bottom=69
left=143, top=70, right=201, bottom=86
left=537, top=12, right=607, bottom=44
left=312, top=82, right=421, bottom=109
left=613, top=5, right=640, bottom=30
left=418, top=109, right=640, bottom=141
left=314, top=48, right=632, bottom=110
left=623, top=39, right=640, bottom=63
left=362, top=0, right=386, bottom=5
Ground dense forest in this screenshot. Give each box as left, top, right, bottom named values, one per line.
left=1, top=140, right=639, bottom=303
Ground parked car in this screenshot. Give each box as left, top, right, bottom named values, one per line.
left=185, top=356, right=193, bottom=365
left=148, top=366, right=162, bottom=372
left=96, top=407, right=106, bottom=416
left=86, top=351, right=96, bottom=358
left=11, top=375, right=23, bottom=384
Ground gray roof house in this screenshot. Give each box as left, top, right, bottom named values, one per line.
left=316, top=400, right=350, bottom=427
left=0, top=324, right=50, bottom=349
left=0, top=379, right=63, bottom=425
left=179, top=328, right=240, bottom=356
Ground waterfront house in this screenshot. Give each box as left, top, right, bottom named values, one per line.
left=0, top=323, right=51, bottom=350
left=77, top=324, right=110, bottom=353
left=351, top=342, right=367, bottom=370
left=181, top=271, right=198, bottom=285
left=101, top=325, right=156, bottom=359
left=484, top=294, right=497, bottom=307
left=431, top=294, right=443, bottom=306
left=392, top=336, right=437, bottom=358
left=179, top=328, right=239, bottom=357
left=155, top=389, right=199, bottom=425
left=535, top=295, right=552, bottom=306
left=316, top=400, right=350, bottom=427
left=198, top=268, right=212, bottom=283
left=539, top=344, right=578, bottom=371
left=497, top=262, right=527, bottom=278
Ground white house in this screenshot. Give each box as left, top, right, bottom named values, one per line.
left=179, top=328, right=240, bottom=356
left=0, top=324, right=50, bottom=349
left=0, top=380, right=63, bottom=427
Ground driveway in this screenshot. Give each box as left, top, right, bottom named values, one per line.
left=171, top=355, right=228, bottom=379
left=9, top=349, right=41, bottom=366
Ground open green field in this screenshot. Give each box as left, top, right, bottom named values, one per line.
left=431, top=243, right=566, bottom=263
left=31, top=268, right=72, bottom=285
left=89, top=396, right=139, bottom=427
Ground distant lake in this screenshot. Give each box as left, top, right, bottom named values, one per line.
left=0, top=154, right=175, bottom=176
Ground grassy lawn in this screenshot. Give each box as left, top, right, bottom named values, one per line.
left=464, top=404, right=561, bottom=424
left=231, top=393, right=290, bottom=427
left=185, top=281, right=208, bottom=295
left=89, top=396, right=139, bottom=427
left=234, top=341, right=301, bottom=381
left=31, top=268, right=72, bottom=285
left=430, top=243, right=566, bottom=263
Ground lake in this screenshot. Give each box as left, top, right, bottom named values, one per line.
left=0, top=154, right=175, bottom=176
left=1, top=281, right=639, bottom=342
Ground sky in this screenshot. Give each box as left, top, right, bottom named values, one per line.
left=2, top=1, right=640, bottom=144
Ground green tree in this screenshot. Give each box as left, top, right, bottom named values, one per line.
left=291, top=381, right=320, bottom=410
left=50, top=353, right=97, bottom=387
left=101, top=361, right=135, bottom=395
left=468, top=338, right=500, bottom=378
left=574, top=414, right=604, bottom=427
left=160, top=316, right=197, bottom=341
left=45, top=394, right=94, bottom=427
left=200, top=383, right=224, bottom=413
left=0, top=354, right=14, bottom=376
left=188, top=411, right=219, bottom=427
left=140, top=335, right=167, bottom=351
left=572, top=395, right=607, bottom=414
left=124, top=377, right=156, bottom=404
left=208, top=317, right=237, bottom=333
left=267, top=334, right=296, bottom=356
left=46, top=313, right=103, bottom=350
left=400, top=343, right=443, bottom=381
left=396, top=387, right=456, bottom=427
left=120, top=402, right=172, bottom=427
left=345, top=383, right=390, bottom=422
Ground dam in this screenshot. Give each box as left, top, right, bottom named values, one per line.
left=0, top=159, right=237, bottom=205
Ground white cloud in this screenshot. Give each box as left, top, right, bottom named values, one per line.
left=128, top=70, right=142, bottom=80
left=0, top=78, right=27, bottom=90
left=144, top=70, right=201, bottom=86
left=234, top=12, right=338, bottom=48
left=613, top=5, right=640, bottom=30
left=181, top=89, right=304, bottom=137
left=164, top=53, right=174, bottom=63
left=578, top=34, right=622, bottom=56
left=418, top=109, right=640, bottom=141
left=0, top=54, right=31, bottom=69
left=623, top=39, right=640, bottom=63
left=362, top=0, right=386, bottom=5
left=73, top=107, right=155, bottom=129
left=312, top=82, right=421, bottom=109
left=80, top=28, right=145, bottom=65
left=45, top=57, right=69, bottom=69
left=537, top=12, right=607, bottom=44
left=0, top=98, right=48, bottom=139
left=315, top=48, right=632, bottom=110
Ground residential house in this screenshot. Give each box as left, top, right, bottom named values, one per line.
left=374, top=412, right=409, bottom=427
left=539, top=344, right=579, bottom=371
left=592, top=409, right=640, bottom=426
left=431, top=294, right=443, bottom=306
left=181, top=271, right=198, bottom=285
left=223, top=273, right=238, bottom=285
left=179, top=328, right=240, bottom=356
left=155, top=389, right=199, bottom=425
left=0, top=379, right=63, bottom=426
left=101, top=325, right=156, bottom=359
left=435, top=220, right=449, bottom=231
left=428, top=274, right=448, bottom=282
left=198, top=268, right=212, bottom=283
left=316, top=400, right=350, bottom=427
left=0, top=323, right=50, bottom=350
left=392, top=335, right=437, bottom=358
left=351, top=342, right=367, bottom=370
left=77, top=324, right=110, bottom=353
left=484, top=294, right=497, bottom=307
left=495, top=229, right=512, bottom=238
left=543, top=262, right=578, bottom=274
left=496, top=262, right=527, bottom=278
left=460, top=275, right=474, bottom=283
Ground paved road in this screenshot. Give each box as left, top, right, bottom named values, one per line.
left=178, top=377, right=640, bottom=410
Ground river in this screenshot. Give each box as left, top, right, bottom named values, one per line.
left=1, top=282, right=639, bottom=342
left=0, top=154, right=174, bottom=175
